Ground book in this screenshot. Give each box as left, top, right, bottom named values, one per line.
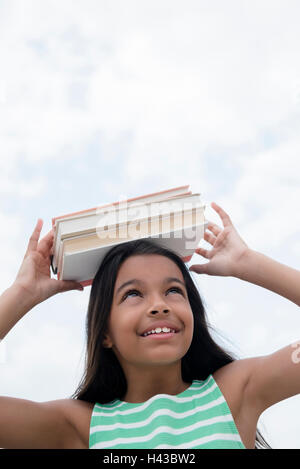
left=51, top=184, right=192, bottom=273
left=51, top=185, right=208, bottom=287
left=51, top=185, right=193, bottom=272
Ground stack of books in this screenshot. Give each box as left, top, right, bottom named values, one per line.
left=50, top=185, right=208, bottom=287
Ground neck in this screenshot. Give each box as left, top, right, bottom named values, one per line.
left=121, top=363, right=192, bottom=403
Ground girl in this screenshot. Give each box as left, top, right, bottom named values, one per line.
left=0, top=202, right=299, bottom=449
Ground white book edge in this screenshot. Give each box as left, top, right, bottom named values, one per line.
left=53, top=185, right=191, bottom=226
left=52, top=187, right=193, bottom=271
left=59, top=193, right=202, bottom=239
left=60, top=220, right=208, bottom=283
left=52, top=197, right=203, bottom=271
left=54, top=204, right=205, bottom=272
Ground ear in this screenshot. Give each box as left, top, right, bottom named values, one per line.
left=102, top=333, right=113, bottom=349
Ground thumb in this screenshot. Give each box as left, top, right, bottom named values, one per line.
left=189, top=263, right=210, bottom=275
left=57, top=280, right=84, bottom=293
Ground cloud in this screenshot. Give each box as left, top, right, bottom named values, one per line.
left=0, top=303, right=86, bottom=401
left=1, top=0, right=300, bottom=448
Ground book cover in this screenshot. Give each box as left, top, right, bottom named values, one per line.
left=51, top=184, right=207, bottom=286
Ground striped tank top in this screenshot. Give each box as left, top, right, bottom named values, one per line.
left=89, top=374, right=246, bottom=449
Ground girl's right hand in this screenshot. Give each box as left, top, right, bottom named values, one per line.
left=13, top=218, right=84, bottom=307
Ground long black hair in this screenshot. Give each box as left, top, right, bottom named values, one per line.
left=71, top=238, right=271, bottom=449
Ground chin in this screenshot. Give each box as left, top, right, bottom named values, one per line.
left=140, top=352, right=185, bottom=366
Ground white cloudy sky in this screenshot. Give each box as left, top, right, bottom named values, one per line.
left=0, top=0, right=300, bottom=449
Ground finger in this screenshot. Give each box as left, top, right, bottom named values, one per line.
left=56, top=280, right=84, bottom=293
left=206, top=221, right=222, bottom=237
left=24, top=219, right=43, bottom=258
left=37, top=230, right=54, bottom=259
left=189, top=263, right=209, bottom=275
left=204, top=230, right=216, bottom=246
left=195, top=246, right=211, bottom=259
left=211, top=202, right=232, bottom=227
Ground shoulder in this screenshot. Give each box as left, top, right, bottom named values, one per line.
left=213, top=356, right=256, bottom=387
left=212, top=357, right=260, bottom=419
left=48, top=398, right=95, bottom=449
left=212, top=358, right=264, bottom=449
left=0, top=396, right=95, bottom=449
left=214, top=342, right=300, bottom=416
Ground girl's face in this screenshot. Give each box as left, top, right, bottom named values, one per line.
left=103, top=254, right=194, bottom=374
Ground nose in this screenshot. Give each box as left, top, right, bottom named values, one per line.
left=147, top=296, right=170, bottom=315
left=150, top=308, right=169, bottom=315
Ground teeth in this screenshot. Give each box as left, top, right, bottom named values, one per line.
left=142, top=327, right=176, bottom=337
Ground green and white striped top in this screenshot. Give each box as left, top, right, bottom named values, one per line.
left=89, top=374, right=246, bottom=449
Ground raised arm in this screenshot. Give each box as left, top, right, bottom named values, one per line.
left=189, top=202, right=300, bottom=415
left=0, top=219, right=84, bottom=448
left=0, top=218, right=83, bottom=339
left=233, top=248, right=300, bottom=307
left=189, top=201, right=300, bottom=306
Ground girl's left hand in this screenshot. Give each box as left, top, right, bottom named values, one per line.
left=189, top=202, right=250, bottom=277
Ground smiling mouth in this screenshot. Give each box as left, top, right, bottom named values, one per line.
left=140, top=329, right=179, bottom=339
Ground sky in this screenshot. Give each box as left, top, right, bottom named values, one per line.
left=0, top=0, right=300, bottom=449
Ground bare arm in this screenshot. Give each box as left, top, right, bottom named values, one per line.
left=0, top=219, right=84, bottom=448
left=0, top=284, right=79, bottom=448
left=234, top=249, right=300, bottom=307
left=0, top=397, right=79, bottom=449
left=190, top=201, right=300, bottom=306
left=235, top=247, right=300, bottom=411
left=0, top=284, right=36, bottom=340
left=190, top=202, right=300, bottom=413
left=1, top=219, right=83, bottom=340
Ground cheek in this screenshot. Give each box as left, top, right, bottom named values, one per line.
left=184, top=305, right=194, bottom=327
left=109, top=317, right=138, bottom=349
left=111, top=330, right=140, bottom=365
left=185, top=310, right=194, bottom=343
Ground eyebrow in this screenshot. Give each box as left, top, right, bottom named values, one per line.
left=116, top=277, right=186, bottom=296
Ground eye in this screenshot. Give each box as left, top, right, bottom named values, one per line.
left=168, top=287, right=184, bottom=295
left=122, top=289, right=140, bottom=300
left=122, top=286, right=184, bottom=301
